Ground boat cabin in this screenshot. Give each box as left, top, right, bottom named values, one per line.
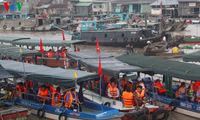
left=108, top=13, right=133, bottom=21
left=80, top=20, right=107, bottom=31
left=131, top=23, right=160, bottom=31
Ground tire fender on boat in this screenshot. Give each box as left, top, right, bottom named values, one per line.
left=104, top=102, right=110, bottom=107
left=91, top=36, right=96, bottom=41
left=11, top=27, right=15, bottom=31
left=123, top=37, right=128, bottom=42
left=59, top=112, right=68, bottom=120
left=37, top=108, right=45, bottom=118
left=3, top=25, right=7, bottom=29
left=169, top=101, right=177, bottom=111
left=21, top=27, right=25, bottom=31
left=136, top=114, right=148, bottom=120
left=152, top=108, right=169, bottom=120
left=113, top=38, right=117, bottom=42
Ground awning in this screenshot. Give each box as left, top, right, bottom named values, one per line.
left=0, top=64, right=13, bottom=79
left=0, top=44, right=42, bottom=60
left=0, top=60, right=100, bottom=87
left=66, top=51, right=152, bottom=77
left=116, top=54, right=200, bottom=81
left=0, top=36, right=30, bottom=43
left=182, top=51, right=200, bottom=62
left=75, top=3, right=91, bottom=7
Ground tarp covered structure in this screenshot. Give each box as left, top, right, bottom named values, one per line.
left=182, top=50, right=200, bottom=62
left=0, top=44, right=42, bottom=60
left=0, top=64, right=13, bottom=79
left=0, top=36, right=30, bottom=43
left=66, top=51, right=152, bottom=77
left=117, top=54, right=200, bottom=81
left=0, top=60, right=100, bottom=87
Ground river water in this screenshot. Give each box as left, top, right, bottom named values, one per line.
left=1, top=24, right=200, bottom=120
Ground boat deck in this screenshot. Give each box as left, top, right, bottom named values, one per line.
left=82, top=106, right=99, bottom=113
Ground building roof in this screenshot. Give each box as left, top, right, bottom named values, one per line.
left=74, top=2, right=92, bottom=6
left=37, top=0, right=52, bottom=6
left=112, top=0, right=155, bottom=5
left=150, top=0, right=178, bottom=6
left=48, top=4, right=68, bottom=8
left=177, top=0, right=200, bottom=2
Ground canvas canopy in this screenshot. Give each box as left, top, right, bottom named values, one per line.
left=182, top=51, right=200, bottom=62
left=0, top=36, right=30, bottom=43
left=0, top=44, right=42, bottom=60
left=0, top=60, right=100, bottom=87
left=0, top=64, right=13, bottom=79
left=66, top=51, right=152, bottom=77
left=117, top=54, right=200, bottom=81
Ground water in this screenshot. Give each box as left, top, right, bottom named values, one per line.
left=1, top=24, right=199, bottom=120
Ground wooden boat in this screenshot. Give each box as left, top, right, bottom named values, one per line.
left=175, top=20, right=186, bottom=31
left=167, top=35, right=184, bottom=47
left=173, top=35, right=200, bottom=44
left=181, top=20, right=192, bottom=30
left=144, top=41, right=167, bottom=54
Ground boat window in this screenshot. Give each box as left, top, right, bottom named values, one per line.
left=105, top=34, right=107, bottom=37
left=92, top=23, right=95, bottom=26
left=121, top=33, right=124, bottom=37
left=82, top=23, right=85, bottom=27
left=89, top=23, right=92, bottom=26
left=19, top=22, right=21, bottom=25
left=99, top=5, right=102, bottom=8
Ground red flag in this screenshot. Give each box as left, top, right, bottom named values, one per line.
left=98, top=55, right=103, bottom=76
left=40, top=39, right=44, bottom=54
left=96, top=36, right=100, bottom=53
left=160, top=1, right=162, bottom=5
left=62, top=29, right=65, bottom=40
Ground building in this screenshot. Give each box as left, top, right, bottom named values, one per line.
left=150, top=0, right=178, bottom=17
left=178, top=0, right=200, bottom=17
left=74, top=2, right=92, bottom=15
left=92, top=0, right=112, bottom=15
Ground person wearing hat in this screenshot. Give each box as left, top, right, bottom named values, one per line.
left=136, top=77, right=145, bottom=92
left=124, top=78, right=135, bottom=93
left=153, top=79, right=166, bottom=96
left=122, top=87, right=134, bottom=108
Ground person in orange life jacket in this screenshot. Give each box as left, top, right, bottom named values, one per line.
left=46, top=84, right=54, bottom=94
left=134, top=86, right=148, bottom=109
left=28, top=60, right=33, bottom=64
left=136, top=77, right=145, bottom=92
left=190, top=80, right=199, bottom=93
left=15, top=82, right=26, bottom=99
left=37, top=85, right=50, bottom=104
left=188, top=81, right=196, bottom=102
left=76, top=48, right=81, bottom=52
left=61, top=49, right=67, bottom=59
left=122, top=87, right=134, bottom=108
left=124, top=78, right=135, bottom=93
left=24, top=80, right=33, bottom=92
left=196, top=87, right=200, bottom=103
left=107, top=81, right=119, bottom=100
left=65, top=88, right=82, bottom=111
left=153, top=79, right=166, bottom=96
left=176, top=82, right=186, bottom=100
left=51, top=87, right=62, bottom=108
left=120, top=75, right=128, bottom=92
left=106, top=77, right=116, bottom=95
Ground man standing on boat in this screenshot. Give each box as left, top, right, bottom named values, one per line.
left=134, top=86, right=148, bottom=110
left=107, top=81, right=120, bottom=100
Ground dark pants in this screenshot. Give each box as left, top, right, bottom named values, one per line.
left=68, top=103, right=82, bottom=112
left=130, top=48, right=134, bottom=53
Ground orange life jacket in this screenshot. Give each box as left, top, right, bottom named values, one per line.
left=122, top=91, right=134, bottom=107
left=76, top=49, right=81, bottom=52
left=25, top=80, right=33, bottom=89
left=153, top=83, right=166, bottom=93
left=25, top=60, right=28, bottom=63
left=108, top=86, right=117, bottom=98
left=134, top=89, right=145, bottom=99
left=61, top=52, right=66, bottom=58
left=51, top=91, right=61, bottom=106
left=176, top=87, right=185, bottom=97
left=64, top=91, right=76, bottom=108
left=120, top=79, right=127, bottom=90
left=190, top=81, right=200, bottom=92
left=136, top=82, right=145, bottom=92
left=196, top=88, right=200, bottom=102
left=47, top=85, right=54, bottom=93
left=38, top=88, right=49, bottom=102
left=127, top=83, right=133, bottom=92
left=15, top=85, right=26, bottom=92
left=106, top=82, right=117, bottom=95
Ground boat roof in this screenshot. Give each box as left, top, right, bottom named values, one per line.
left=117, top=54, right=200, bottom=81
left=0, top=44, right=42, bottom=60
left=66, top=51, right=152, bottom=77
left=0, top=64, right=13, bottom=79
left=0, top=60, right=100, bottom=87
left=0, top=36, right=30, bottom=42
left=182, top=50, right=200, bottom=62
left=132, top=22, right=160, bottom=26
left=81, top=28, right=151, bottom=32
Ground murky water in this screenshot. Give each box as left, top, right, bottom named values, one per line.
left=1, top=24, right=200, bottom=120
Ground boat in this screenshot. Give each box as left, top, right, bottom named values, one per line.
left=166, top=34, right=184, bottom=48
left=191, top=20, right=200, bottom=24
left=181, top=20, right=192, bottom=31
left=175, top=20, right=187, bottom=31
left=143, top=41, right=168, bottom=55
left=117, top=54, right=200, bottom=119
left=182, top=50, right=200, bottom=62
left=0, top=60, right=123, bottom=120
left=131, top=22, right=160, bottom=33
left=173, top=35, right=200, bottom=44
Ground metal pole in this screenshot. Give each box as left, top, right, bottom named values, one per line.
left=22, top=59, right=29, bottom=109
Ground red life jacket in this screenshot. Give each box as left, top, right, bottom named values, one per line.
left=25, top=80, right=33, bottom=89
left=153, top=83, right=166, bottom=93
left=51, top=91, right=61, bottom=106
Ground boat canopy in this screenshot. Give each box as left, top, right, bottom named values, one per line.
left=182, top=51, right=200, bottom=62
left=117, top=54, right=200, bottom=81
left=0, top=36, right=30, bottom=43
left=12, top=39, right=86, bottom=47
left=0, top=60, right=100, bottom=87
left=66, top=51, right=152, bottom=77
left=0, top=44, right=42, bottom=60
left=0, top=64, right=13, bottom=79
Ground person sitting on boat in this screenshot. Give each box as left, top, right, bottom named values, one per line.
left=106, top=77, right=116, bottom=95
left=196, top=87, right=200, bottom=103
left=24, top=80, right=33, bottom=92
left=122, top=87, right=134, bottom=108
left=107, top=81, right=119, bottom=100
left=61, top=49, right=67, bottom=59
left=172, top=45, right=179, bottom=53
left=124, top=78, right=135, bottom=93
left=51, top=87, right=62, bottom=108
left=120, top=75, right=127, bottom=92
left=37, top=85, right=50, bottom=104
left=188, top=81, right=196, bottom=102
left=176, top=82, right=186, bottom=100
left=134, top=86, right=148, bottom=109
left=46, top=84, right=54, bottom=94
left=65, top=88, right=82, bottom=112
left=153, top=79, right=166, bottom=96
left=136, top=77, right=145, bottom=92
left=76, top=48, right=81, bottom=52
left=15, top=82, right=26, bottom=99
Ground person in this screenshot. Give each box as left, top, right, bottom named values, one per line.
left=124, top=78, right=135, bottom=92
left=76, top=48, right=81, bottom=52
left=24, top=80, right=33, bottom=89
left=64, top=88, right=82, bottom=111
left=122, top=87, right=134, bottom=108
left=37, top=85, right=50, bottom=103
left=46, top=84, right=54, bottom=94
left=172, top=45, right=179, bottom=53
left=163, top=36, right=166, bottom=41
left=106, top=77, right=116, bottom=95
left=153, top=79, right=166, bottom=96
left=120, top=75, right=127, bottom=91
left=196, top=87, right=200, bottom=103
left=134, top=86, right=148, bottom=109
left=47, top=49, right=52, bottom=58
left=51, top=87, right=62, bottom=108
left=136, top=77, right=145, bottom=92
left=176, top=82, right=186, bottom=100
left=15, top=82, right=26, bottom=99
left=188, top=81, right=195, bottom=102
left=61, top=49, right=67, bottom=59
left=129, top=39, right=134, bottom=53
left=107, top=81, right=119, bottom=99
